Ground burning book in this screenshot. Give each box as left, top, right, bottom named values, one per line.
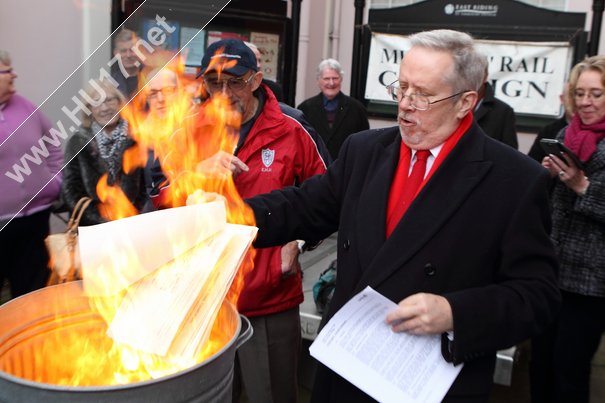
left=78, top=201, right=257, bottom=359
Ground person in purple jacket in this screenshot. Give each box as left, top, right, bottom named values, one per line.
left=0, top=50, right=63, bottom=299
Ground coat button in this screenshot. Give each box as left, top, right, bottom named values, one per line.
left=424, top=263, right=436, bottom=276
left=343, top=239, right=351, bottom=250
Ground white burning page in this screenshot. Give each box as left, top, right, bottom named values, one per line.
left=106, top=223, right=257, bottom=358
left=79, top=202, right=226, bottom=296
left=80, top=201, right=257, bottom=360
left=106, top=228, right=232, bottom=356
left=168, top=223, right=257, bottom=359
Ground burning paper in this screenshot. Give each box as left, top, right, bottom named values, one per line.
left=78, top=201, right=257, bottom=359
left=79, top=201, right=227, bottom=296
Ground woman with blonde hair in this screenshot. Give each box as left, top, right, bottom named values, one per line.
left=61, top=80, right=146, bottom=225
left=530, top=55, right=605, bottom=403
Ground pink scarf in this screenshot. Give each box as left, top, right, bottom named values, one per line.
left=564, top=114, right=605, bottom=162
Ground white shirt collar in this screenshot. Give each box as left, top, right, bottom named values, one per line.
left=410, top=144, right=444, bottom=178
left=410, top=143, right=444, bottom=160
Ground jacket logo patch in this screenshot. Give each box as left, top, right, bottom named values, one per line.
left=261, top=148, right=275, bottom=168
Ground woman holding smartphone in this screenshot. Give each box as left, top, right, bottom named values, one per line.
left=530, top=56, right=605, bottom=403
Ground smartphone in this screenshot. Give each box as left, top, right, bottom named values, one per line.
left=539, top=139, right=585, bottom=170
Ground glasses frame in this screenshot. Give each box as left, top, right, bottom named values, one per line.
left=386, top=80, right=469, bottom=111
left=91, top=96, right=120, bottom=109
left=203, top=73, right=257, bottom=93
left=0, top=68, right=14, bottom=75
left=573, top=89, right=604, bottom=102
left=320, top=76, right=342, bottom=83
left=147, top=86, right=177, bottom=100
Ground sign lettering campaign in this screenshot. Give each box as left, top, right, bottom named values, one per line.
left=365, top=33, right=573, bottom=117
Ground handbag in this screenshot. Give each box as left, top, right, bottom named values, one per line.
left=45, top=197, right=92, bottom=285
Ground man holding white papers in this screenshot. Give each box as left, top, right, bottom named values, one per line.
left=246, top=30, right=560, bottom=402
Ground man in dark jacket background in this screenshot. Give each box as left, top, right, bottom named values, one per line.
left=474, top=76, right=518, bottom=149
left=110, top=29, right=143, bottom=98
left=298, top=58, right=369, bottom=160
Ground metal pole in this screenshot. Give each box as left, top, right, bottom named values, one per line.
left=350, top=0, right=365, bottom=99
left=589, top=0, right=605, bottom=56
left=289, top=0, right=303, bottom=106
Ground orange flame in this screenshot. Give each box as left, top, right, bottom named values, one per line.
left=22, top=56, right=257, bottom=386
left=123, top=61, right=257, bottom=304
left=205, top=46, right=238, bottom=78
left=96, top=174, right=138, bottom=221
left=0, top=283, right=240, bottom=386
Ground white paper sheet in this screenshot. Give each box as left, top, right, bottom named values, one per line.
left=309, top=286, right=463, bottom=403
left=79, top=202, right=226, bottom=296
left=106, top=223, right=257, bottom=357
left=169, top=224, right=258, bottom=358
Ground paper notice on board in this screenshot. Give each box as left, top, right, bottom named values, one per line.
left=309, top=286, right=462, bottom=403
left=250, top=32, right=279, bottom=81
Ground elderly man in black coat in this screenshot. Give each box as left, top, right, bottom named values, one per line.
left=247, top=29, right=560, bottom=402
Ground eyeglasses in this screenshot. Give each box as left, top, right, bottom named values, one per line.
left=148, top=86, right=177, bottom=100
left=92, top=96, right=120, bottom=108
left=203, top=74, right=256, bottom=92
left=573, top=90, right=604, bottom=101
left=320, top=76, right=341, bottom=83
left=386, top=80, right=469, bottom=111
left=0, top=68, right=13, bottom=75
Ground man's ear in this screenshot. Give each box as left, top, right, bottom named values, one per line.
left=456, top=91, right=478, bottom=119
left=250, top=71, right=264, bottom=91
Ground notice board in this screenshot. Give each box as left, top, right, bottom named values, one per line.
left=356, top=0, right=587, bottom=129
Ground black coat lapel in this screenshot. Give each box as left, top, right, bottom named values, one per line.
left=355, top=125, right=493, bottom=291
left=310, top=94, right=331, bottom=136
left=330, top=92, right=349, bottom=134
left=354, top=132, right=400, bottom=271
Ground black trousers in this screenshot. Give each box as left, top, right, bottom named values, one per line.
left=530, top=290, right=605, bottom=403
left=233, top=307, right=301, bottom=403
left=0, top=209, right=51, bottom=299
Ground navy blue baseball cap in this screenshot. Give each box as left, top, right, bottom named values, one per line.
left=197, top=38, right=258, bottom=78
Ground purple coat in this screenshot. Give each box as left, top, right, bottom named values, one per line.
left=0, top=94, right=63, bottom=220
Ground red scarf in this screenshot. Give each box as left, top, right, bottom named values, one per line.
left=564, top=113, right=605, bottom=162
left=386, top=113, right=473, bottom=237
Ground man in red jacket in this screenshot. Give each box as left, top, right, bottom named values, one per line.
left=198, top=38, right=328, bottom=402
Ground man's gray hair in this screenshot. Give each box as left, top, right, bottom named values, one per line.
left=244, top=41, right=258, bottom=52
left=113, top=29, right=137, bottom=46
left=317, top=58, right=344, bottom=79
left=0, top=50, right=11, bottom=66
left=408, top=30, right=487, bottom=93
